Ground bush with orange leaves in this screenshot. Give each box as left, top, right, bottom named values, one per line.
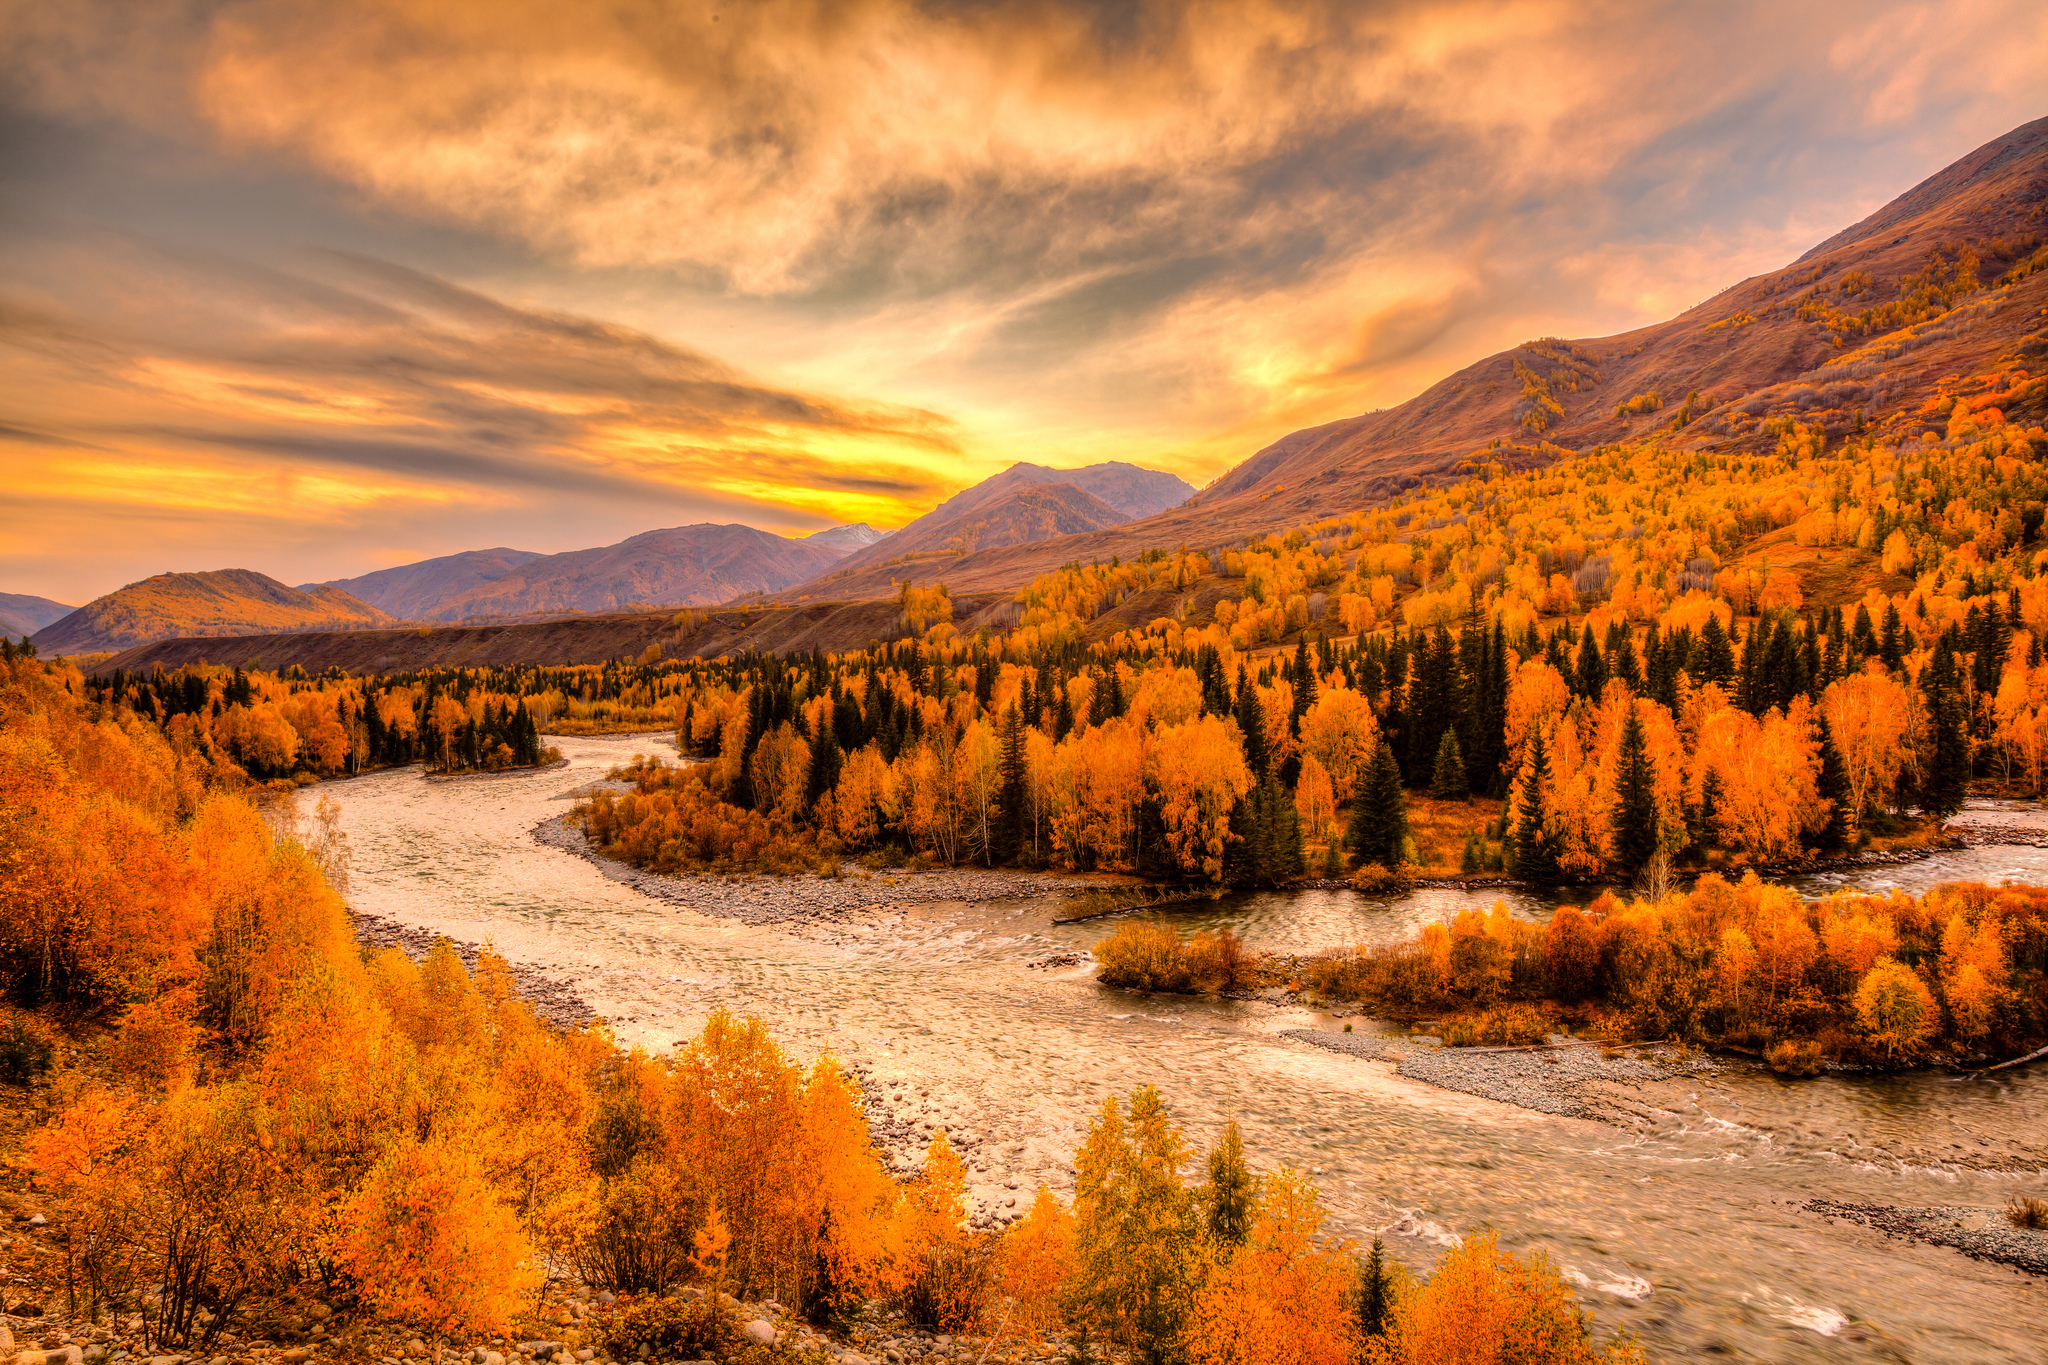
left=1365, top=1230, right=1642, bottom=1365
left=1302, top=874, right=2048, bottom=1065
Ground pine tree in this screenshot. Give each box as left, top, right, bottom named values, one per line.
left=1430, top=728, right=1469, bottom=801
left=1610, top=706, right=1658, bottom=873
left=996, top=703, right=1028, bottom=864
left=1512, top=731, right=1559, bottom=880
left=1814, top=711, right=1850, bottom=849
left=1357, top=1238, right=1396, bottom=1343
left=1573, top=624, right=1606, bottom=698
left=1233, top=669, right=1268, bottom=779
left=1920, top=640, right=1970, bottom=817
left=1695, top=613, right=1736, bottom=687
left=1610, top=628, right=1642, bottom=692
left=1347, top=742, right=1408, bottom=869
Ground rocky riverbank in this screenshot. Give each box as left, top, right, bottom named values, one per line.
left=349, top=910, right=598, bottom=1027
left=1281, top=1027, right=1719, bottom=1120
left=1803, top=1199, right=2048, bottom=1277
left=532, top=813, right=1121, bottom=924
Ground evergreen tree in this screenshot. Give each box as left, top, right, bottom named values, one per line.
left=1512, top=731, right=1559, bottom=880
left=805, top=724, right=843, bottom=807
left=1347, top=742, right=1408, bottom=869
left=1233, top=669, right=1269, bottom=779
left=1573, top=624, right=1607, bottom=698
left=1879, top=601, right=1905, bottom=671
left=995, top=703, right=1028, bottom=864
left=1429, top=728, right=1469, bottom=801
left=1695, top=614, right=1735, bottom=687
left=1610, top=628, right=1642, bottom=692
left=1610, top=706, right=1658, bottom=873
left=1814, top=711, right=1850, bottom=849
left=1290, top=637, right=1316, bottom=736
left=1920, top=640, right=1970, bottom=817
left=1357, top=1238, right=1396, bottom=1343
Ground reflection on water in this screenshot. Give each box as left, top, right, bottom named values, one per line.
left=310, top=735, right=2048, bottom=1364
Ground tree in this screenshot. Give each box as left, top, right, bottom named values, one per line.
left=1919, top=641, right=1970, bottom=818
left=1357, top=1237, right=1398, bottom=1343
left=1609, top=707, right=1658, bottom=874
left=995, top=703, right=1028, bottom=864
left=1430, top=729, right=1469, bottom=801
left=1853, top=957, right=1936, bottom=1061
left=1573, top=625, right=1606, bottom=699
left=1347, top=741, right=1408, bottom=869
left=1812, top=712, right=1850, bottom=850
left=1202, top=1121, right=1255, bottom=1250
left=1511, top=731, right=1559, bottom=881
left=1065, top=1086, right=1200, bottom=1364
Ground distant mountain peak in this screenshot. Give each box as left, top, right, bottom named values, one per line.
left=807, top=523, right=885, bottom=554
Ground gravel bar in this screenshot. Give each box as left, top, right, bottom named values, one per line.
left=1804, top=1199, right=2048, bottom=1277
left=532, top=812, right=1122, bottom=924
left=1282, top=1027, right=1718, bottom=1118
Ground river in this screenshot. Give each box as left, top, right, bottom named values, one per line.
left=308, top=733, right=2048, bottom=1363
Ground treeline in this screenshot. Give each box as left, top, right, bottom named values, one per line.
left=82, top=662, right=552, bottom=780
left=1, top=653, right=1639, bottom=1364
left=1295, top=874, right=2048, bottom=1067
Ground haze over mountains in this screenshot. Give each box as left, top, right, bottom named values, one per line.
left=0, top=593, right=75, bottom=642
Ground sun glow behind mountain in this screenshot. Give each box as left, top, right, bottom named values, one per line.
left=1, top=0, right=2043, bottom=602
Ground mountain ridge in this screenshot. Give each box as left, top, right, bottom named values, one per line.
left=34, top=570, right=392, bottom=656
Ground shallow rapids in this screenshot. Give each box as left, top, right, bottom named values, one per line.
left=309, top=734, right=2048, bottom=1363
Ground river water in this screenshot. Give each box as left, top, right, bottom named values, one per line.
left=310, top=733, right=2048, bottom=1362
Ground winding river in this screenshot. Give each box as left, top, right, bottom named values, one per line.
left=309, top=733, right=2048, bottom=1363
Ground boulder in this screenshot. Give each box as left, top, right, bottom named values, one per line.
left=741, top=1320, right=776, bottom=1346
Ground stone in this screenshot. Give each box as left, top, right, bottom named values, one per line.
left=741, top=1321, right=776, bottom=1346
left=27, top=1214, right=46, bottom=1227
left=594, top=1292, right=615, bottom=1306
left=306, top=1304, right=332, bottom=1323
left=281, top=1351, right=312, bottom=1364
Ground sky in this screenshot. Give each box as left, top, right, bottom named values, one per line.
left=1, top=1, right=2043, bottom=605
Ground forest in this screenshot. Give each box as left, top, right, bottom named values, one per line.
left=0, top=651, right=1642, bottom=1364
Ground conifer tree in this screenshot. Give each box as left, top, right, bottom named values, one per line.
left=1695, top=614, right=1736, bottom=687
left=1347, top=742, right=1408, bottom=869
left=1233, top=669, right=1268, bottom=779
left=1573, top=624, right=1606, bottom=698
left=1920, top=640, right=1970, bottom=817
left=1430, top=728, right=1469, bottom=801
left=996, top=703, right=1028, bottom=864
left=1512, top=731, right=1559, bottom=880
left=1357, top=1238, right=1396, bottom=1342
left=1814, top=711, right=1850, bottom=849
left=1610, top=707, right=1658, bottom=873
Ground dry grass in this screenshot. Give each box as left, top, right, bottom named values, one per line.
left=1405, top=794, right=1506, bottom=874
left=2008, top=1196, right=2048, bottom=1230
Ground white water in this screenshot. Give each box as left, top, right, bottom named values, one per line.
left=312, top=734, right=2048, bottom=1362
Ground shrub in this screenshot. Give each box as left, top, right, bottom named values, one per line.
left=0, top=1014, right=56, bottom=1085
left=1350, top=862, right=1401, bottom=893
left=2006, top=1196, right=2047, bottom=1230
left=1186, top=928, right=1254, bottom=991
left=1765, top=1039, right=1824, bottom=1076
left=1477, top=1004, right=1551, bottom=1046
left=1366, top=1229, right=1643, bottom=1364
left=601, top=1292, right=740, bottom=1361
left=1094, top=921, right=1193, bottom=992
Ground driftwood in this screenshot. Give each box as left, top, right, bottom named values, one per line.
left=1972, top=1042, right=2048, bottom=1076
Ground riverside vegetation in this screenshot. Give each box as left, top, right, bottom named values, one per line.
left=0, top=652, right=1648, bottom=1364
left=1093, top=871, right=2048, bottom=1072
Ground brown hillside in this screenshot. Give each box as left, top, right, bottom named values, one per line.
left=314, top=547, right=543, bottom=620
left=34, top=569, right=392, bottom=655
left=86, top=592, right=1020, bottom=676
left=799, top=116, right=2048, bottom=601
left=427, top=523, right=846, bottom=621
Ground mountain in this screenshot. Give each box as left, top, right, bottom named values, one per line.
left=423, top=523, right=848, bottom=620
left=33, top=570, right=393, bottom=655
left=806, top=523, right=886, bottom=553
left=0, top=592, right=76, bottom=641
left=312, top=548, right=544, bottom=621
left=814, top=461, right=1196, bottom=585
left=804, top=116, right=2048, bottom=599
